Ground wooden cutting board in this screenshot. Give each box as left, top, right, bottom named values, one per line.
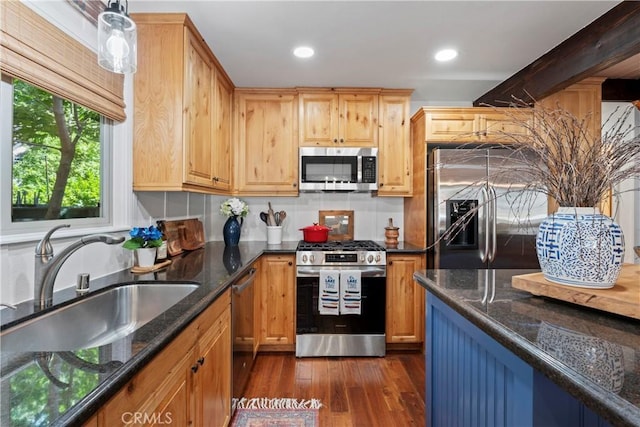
left=511, top=264, right=640, bottom=320
left=163, top=218, right=205, bottom=256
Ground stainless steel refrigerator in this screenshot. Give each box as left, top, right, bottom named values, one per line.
left=427, top=147, right=547, bottom=269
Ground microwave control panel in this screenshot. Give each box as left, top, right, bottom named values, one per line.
left=362, top=156, right=377, bottom=183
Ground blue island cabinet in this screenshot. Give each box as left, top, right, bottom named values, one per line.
left=426, top=291, right=610, bottom=427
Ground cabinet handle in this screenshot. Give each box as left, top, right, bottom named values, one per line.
left=198, top=357, right=205, bottom=366
left=288, top=261, right=292, bottom=266
left=333, top=138, right=338, bottom=143
left=340, top=138, right=344, bottom=143
left=292, top=183, right=297, bottom=188
left=191, top=364, right=199, bottom=373
left=388, top=261, right=393, bottom=265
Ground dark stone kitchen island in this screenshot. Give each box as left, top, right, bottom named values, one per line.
left=413, top=269, right=640, bottom=427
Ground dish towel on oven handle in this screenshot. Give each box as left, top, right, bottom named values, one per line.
left=340, top=270, right=361, bottom=315
left=319, top=270, right=340, bottom=315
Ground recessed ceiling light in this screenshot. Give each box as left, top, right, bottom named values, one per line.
left=293, top=46, right=314, bottom=59
left=435, top=48, right=458, bottom=62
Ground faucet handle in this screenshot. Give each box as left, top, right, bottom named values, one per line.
left=35, top=224, right=70, bottom=257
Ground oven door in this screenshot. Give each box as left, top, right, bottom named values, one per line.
left=295, top=274, right=385, bottom=335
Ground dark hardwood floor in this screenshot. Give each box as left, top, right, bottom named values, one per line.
left=240, top=352, right=425, bottom=426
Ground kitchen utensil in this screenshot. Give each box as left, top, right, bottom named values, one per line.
left=259, top=212, right=269, bottom=224
left=278, top=211, right=286, bottom=224
left=274, top=212, right=280, bottom=226
left=385, top=217, right=399, bottom=248
left=300, top=223, right=331, bottom=243
left=267, top=202, right=277, bottom=226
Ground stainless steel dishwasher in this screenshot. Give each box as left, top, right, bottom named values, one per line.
left=231, top=266, right=257, bottom=402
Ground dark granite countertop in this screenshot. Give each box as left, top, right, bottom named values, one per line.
left=414, top=269, right=640, bottom=427
left=0, top=239, right=422, bottom=426
left=0, top=241, right=298, bottom=427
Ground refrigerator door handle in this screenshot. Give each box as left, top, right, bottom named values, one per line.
left=479, top=185, right=490, bottom=263
left=488, top=185, right=497, bottom=262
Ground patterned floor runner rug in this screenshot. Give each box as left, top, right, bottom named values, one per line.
left=231, top=398, right=322, bottom=427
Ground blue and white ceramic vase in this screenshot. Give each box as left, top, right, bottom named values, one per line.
left=536, top=207, right=624, bottom=289
left=223, top=216, right=242, bottom=246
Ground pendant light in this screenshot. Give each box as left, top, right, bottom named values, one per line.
left=97, top=0, right=137, bottom=74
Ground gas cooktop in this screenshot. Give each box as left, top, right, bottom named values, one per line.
left=296, top=240, right=385, bottom=252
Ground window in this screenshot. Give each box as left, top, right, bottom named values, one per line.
left=9, top=76, right=110, bottom=223
left=1, top=75, right=112, bottom=233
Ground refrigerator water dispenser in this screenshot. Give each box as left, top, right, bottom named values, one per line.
left=446, top=200, right=477, bottom=248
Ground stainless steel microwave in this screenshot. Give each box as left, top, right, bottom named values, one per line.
left=299, top=147, right=378, bottom=192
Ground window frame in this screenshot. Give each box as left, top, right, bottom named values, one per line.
left=0, top=75, right=113, bottom=237
left=0, top=1, right=132, bottom=244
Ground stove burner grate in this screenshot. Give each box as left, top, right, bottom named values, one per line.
left=296, top=240, right=385, bottom=252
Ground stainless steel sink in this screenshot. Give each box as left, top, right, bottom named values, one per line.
left=0, top=282, right=199, bottom=352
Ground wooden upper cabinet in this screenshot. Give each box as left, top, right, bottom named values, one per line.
left=423, top=109, right=478, bottom=142
left=299, top=90, right=379, bottom=147
left=235, top=90, right=299, bottom=195
left=131, top=13, right=234, bottom=194
left=377, top=92, right=412, bottom=196
left=423, top=107, right=532, bottom=143
left=212, top=72, right=234, bottom=192
left=183, top=29, right=214, bottom=188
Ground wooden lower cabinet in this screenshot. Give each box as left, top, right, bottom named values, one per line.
left=257, top=254, right=296, bottom=351
left=97, top=290, right=232, bottom=427
left=195, top=300, right=232, bottom=427
left=386, top=253, right=426, bottom=348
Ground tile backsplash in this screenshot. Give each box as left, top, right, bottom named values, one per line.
left=134, top=191, right=405, bottom=244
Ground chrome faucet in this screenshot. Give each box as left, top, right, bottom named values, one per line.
left=34, top=224, right=125, bottom=310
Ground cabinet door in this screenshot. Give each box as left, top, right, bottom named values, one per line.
left=378, top=95, right=411, bottom=196
left=183, top=27, right=215, bottom=188
left=424, top=110, right=479, bottom=142
left=99, top=327, right=198, bottom=426
left=482, top=112, right=531, bottom=142
left=386, top=254, right=425, bottom=344
left=212, top=70, right=233, bottom=192
left=236, top=92, right=299, bottom=195
left=132, top=16, right=185, bottom=190
left=136, top=348, right=194, bottom=427
left=339, top=93, right=378, bottom=146
left=195, top=302, right=232, bottom=427
left=299, top=92, right=339, bottom=146
left=258, top=254, right=295, bottom=350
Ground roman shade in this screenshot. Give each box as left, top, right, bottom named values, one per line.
left=0, top=0, right=126, bottom=121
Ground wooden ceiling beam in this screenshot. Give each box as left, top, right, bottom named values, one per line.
left=474, top=1, right=640, bottom=106
left=602, top=79, right=640, bottom=101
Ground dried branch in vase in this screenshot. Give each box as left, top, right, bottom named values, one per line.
left=431, top=97, right=640, bottom=247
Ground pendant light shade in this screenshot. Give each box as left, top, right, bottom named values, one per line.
left=98, top=0, right=137, bottom=74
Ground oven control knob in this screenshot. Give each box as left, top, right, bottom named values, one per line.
left=302, top=254, right=308, bottom=263
left=367, top=254, right=374, bottom=263
left=375, top=254, right=381, bottom=263
left=309, top=254, right=315, bottom=263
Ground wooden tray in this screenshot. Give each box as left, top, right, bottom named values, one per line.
left=511, top=264, right=640, bottom=320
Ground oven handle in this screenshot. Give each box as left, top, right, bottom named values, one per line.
left=232, top=268, right=257, bottom=293
left=296, top=267, right=386, bottom=277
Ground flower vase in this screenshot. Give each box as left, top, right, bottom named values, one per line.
left=223, top=216, right=242, bottom=246
left=535, top=207, right=624, bottom=288
left=135, top=247, right=157, bottom=267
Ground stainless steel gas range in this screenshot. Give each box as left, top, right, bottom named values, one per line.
left=295, top=240, right=386, bottom=357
